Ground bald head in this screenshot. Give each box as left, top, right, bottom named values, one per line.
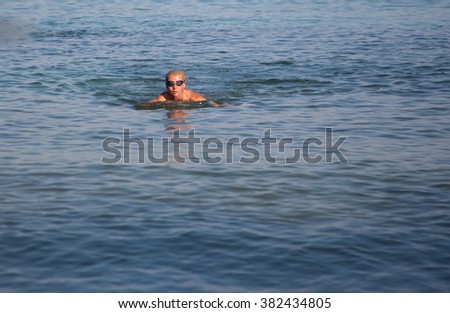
left=149, top=69, right=207, bottom=102
left=165, top=69, right=186, bottom=81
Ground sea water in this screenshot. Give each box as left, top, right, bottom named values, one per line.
left=1, top=0, right=449, bottom=291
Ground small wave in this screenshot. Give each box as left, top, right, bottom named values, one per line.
left=259, top=60, right=296, bottom=66
left=238, top=78, right=333, bottom=85
left=135, top=100, right=216, bottom=110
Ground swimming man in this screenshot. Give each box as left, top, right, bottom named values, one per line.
left=148, top=69, right=210, bottom=103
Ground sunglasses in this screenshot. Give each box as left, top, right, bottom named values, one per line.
left=166, top=80, right=185, bottom=87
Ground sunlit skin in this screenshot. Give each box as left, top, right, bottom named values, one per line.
left=148, top=70, right=208, bottom=102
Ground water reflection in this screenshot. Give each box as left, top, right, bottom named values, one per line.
left=164, top=109, right=194, bottom=163
left=165, top=109, right=192, bottom=131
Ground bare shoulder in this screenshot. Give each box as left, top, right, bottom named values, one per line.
left=148, top=92, right=168, bottom=103
left=186, top=89, right=207, bottom=101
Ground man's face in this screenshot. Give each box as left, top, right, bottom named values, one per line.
left=166, top=73, right=185, bottom=99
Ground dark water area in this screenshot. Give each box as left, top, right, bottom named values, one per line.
left=1, top=0, right=449, bottom=292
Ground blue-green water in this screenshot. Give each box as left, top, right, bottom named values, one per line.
left=1, top=0, right=450, bottom=292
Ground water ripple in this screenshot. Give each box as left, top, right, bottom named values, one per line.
left=1, top=0, right=450, bottom=292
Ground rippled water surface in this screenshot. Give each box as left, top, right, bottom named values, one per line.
left=1, top=0, right=450, bottom=292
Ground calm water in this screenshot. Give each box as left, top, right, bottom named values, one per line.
left=1, top=0, right=450, bottom=292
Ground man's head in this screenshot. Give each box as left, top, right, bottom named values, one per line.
left=165, top=69, right=186, bottom=100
